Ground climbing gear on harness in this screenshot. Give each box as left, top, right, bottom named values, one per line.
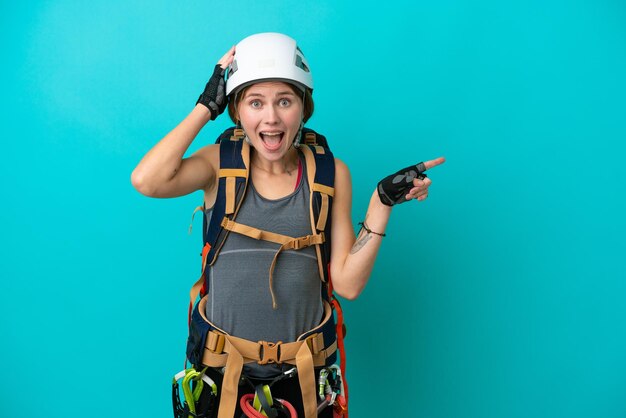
left=377, top=162, right=428, bottom=206
left=183, top=126, right=349, bottom=418
left=226, top=33, right=313, bottom=96
left=240, top=393, right=298, bottom=418
left=316, top=366, right=347, bottom=417
left=172, top=367, right=217, bottom=418
left=357, top=221, right=386, bottom=237
left=197, top=65, right=227, bottom=120
left=188, top=296, right=337, bottom=418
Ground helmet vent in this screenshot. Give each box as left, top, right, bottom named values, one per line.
left=228, top=60, right=238, bottom=78
left=295, top=54, right=310, bottom=73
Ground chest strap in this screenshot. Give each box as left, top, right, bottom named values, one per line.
left=220, top=218, right=325, bottom=309
left=196, top=296, right=337, bottom=418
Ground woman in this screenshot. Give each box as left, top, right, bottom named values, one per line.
left=132, top=33, right=444, bottom=418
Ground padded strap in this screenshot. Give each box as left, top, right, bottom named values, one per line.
left=300, top=146, right=329, bottom=282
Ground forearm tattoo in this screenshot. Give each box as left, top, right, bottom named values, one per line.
left=350, top=228, right=372, bottom=254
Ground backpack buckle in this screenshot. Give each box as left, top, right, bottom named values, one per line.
left=258, top=341, right=282, bottom=364
left=292, top=236, right=310, bottom=250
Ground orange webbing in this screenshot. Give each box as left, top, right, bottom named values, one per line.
left=331, top=296, right=348, bottom=411
left=188, top=243, right=211, bottom=325
left=327, top=267, right=349, bottom=416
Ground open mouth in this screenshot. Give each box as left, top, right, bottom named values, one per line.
left=259, top=131, right=285, bottom=151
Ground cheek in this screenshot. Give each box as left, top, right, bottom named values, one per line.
left=237, top=107, right=257, bottom=127
left=284, top=106, right=303, bottom=127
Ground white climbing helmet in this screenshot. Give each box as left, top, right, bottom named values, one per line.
left=226, top=32, right=313, bottom=96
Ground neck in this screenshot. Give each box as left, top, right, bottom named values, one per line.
left=251, top=148, right=299, bottom=175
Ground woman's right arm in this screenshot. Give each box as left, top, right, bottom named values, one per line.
left=131, top=47, right=235, bottom=198
left=131, top=104, right=217, bottom=198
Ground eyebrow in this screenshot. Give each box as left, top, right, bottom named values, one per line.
left=245, top=91, right=297, bottom=98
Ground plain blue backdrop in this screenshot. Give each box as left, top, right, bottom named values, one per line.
left=2, top=1, right=625, bottom=417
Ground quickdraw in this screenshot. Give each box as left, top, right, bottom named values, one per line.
left=240, top=368, right=299, bottom=418
left=172, top=367, right=217, bottom=418
left=316, top=366, right=348, bottom=417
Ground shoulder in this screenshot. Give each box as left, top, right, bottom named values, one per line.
left=334, top=157, right=351, bottom=184
left=333, top=157, right=352, bottom=204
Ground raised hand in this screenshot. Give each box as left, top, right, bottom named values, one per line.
left=196, top=46, right=236, bottom=120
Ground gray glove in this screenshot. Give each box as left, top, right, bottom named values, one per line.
left=196, top=65, right=227, bottom=120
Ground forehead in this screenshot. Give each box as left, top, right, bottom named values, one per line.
left=243, top=81, right=297, bottom=97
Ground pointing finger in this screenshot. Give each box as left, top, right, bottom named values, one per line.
left=423, top=157, right=446, bottom=171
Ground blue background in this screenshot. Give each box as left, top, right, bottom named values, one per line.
left=2, top=1, right=625, bottom=417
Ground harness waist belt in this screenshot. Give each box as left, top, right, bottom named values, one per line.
left=196, top=296, right=337, bottom=418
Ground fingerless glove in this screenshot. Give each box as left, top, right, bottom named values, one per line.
left=196, top=65, right=227, bottom=120
left=377, top=162, right=427, bottom=206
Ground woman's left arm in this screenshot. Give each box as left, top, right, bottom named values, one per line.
left=329, top=157, right=445, bottom=299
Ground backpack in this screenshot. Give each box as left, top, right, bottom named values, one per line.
left=184, top=127, right=348, bottom=418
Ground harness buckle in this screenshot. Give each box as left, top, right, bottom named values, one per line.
left=258, top=341, right=282, bottom=365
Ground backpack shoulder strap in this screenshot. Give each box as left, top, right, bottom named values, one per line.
left=204, top=128, right=250, bottom=265
left=299, top=140, right=335, bottom=285
left=189, top=128, right=249, bottom=308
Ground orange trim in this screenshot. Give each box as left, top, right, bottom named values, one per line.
left=327, top=266, right=348, bottom=416
left=188, top=243, right=212, bottom=326
left=331, top=297, right=348, bottom=408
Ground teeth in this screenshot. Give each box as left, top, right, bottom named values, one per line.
left=261, top=132, right=282, bottom=136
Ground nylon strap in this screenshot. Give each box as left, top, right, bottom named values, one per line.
left=219, top=169, right=247, bottom=178
left=195, top=297, right=336, bottom=418
left=231, top=128, right=245, bottom=141
left=221, top=217, right=325, bottom=308
left=300, top=146, right=327, bottom=282
left=188, top=205, right=204, bottom=235
left=304, top=132, right=317, bottom=145
left=225, top=177, right=236, bottom=215
left=296, top=343, right=317, bottom=418
left=316, top=193, right=329, bottom=232
left=312, top=183, right=334, bottom=197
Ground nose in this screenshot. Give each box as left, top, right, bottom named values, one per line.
left=264, top=104, right=280, bottom=124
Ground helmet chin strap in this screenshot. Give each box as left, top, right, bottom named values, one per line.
left=292, top=120, right=304, bottom=148
left=292, top=89, right=306, bottom=148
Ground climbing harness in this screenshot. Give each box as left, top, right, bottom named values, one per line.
left=181, top=127, right=349, bottom=418
left=172, top=367, right=218, bottom=418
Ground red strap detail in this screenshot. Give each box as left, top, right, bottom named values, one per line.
left=188, top=243, right=212, bottom=326
left=331, top=296, right=348, bottom=414
left=295, top=157, right=303, bottom=191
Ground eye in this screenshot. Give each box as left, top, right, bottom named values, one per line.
left=279, top=98, right=291, bottom=107
left=249, top=100, right=262, bottom=109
